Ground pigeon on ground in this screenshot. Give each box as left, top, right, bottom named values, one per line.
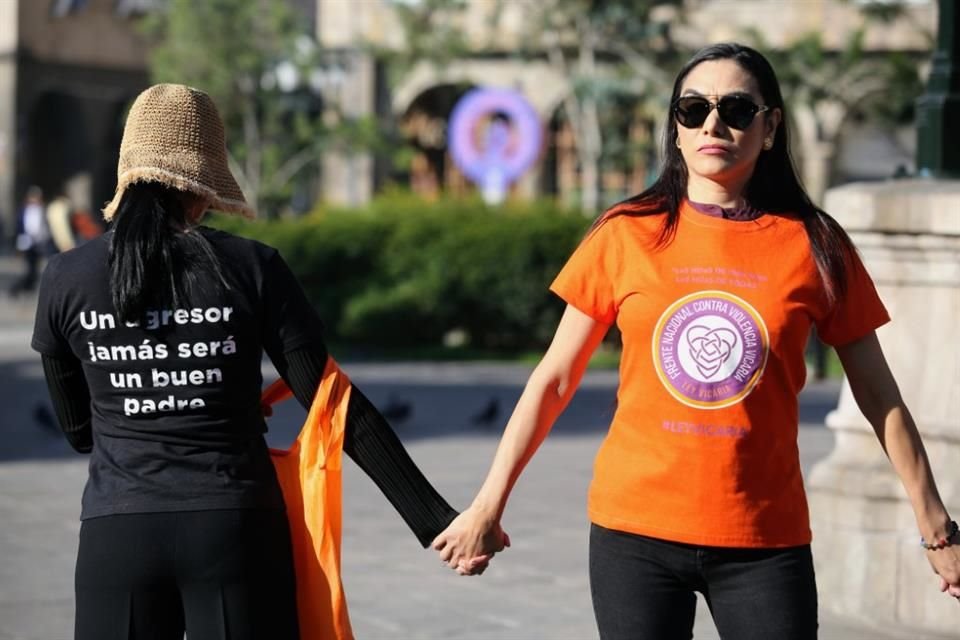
left=470, top=397, right=500, bottom=428
left=33, top=403, right=60, bottom=434
left=380, top=394, right=413, bottom=426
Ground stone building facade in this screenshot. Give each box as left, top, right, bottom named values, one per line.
left=0, top=0, right=158, bottom=242
left=315, top=0, right=937, bottom=207
left=0, top=1, right=938, bottom=236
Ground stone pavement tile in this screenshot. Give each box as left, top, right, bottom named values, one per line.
left=0, top=460, right=85, bottom=640
left=0, top=602, right=74, bottom=640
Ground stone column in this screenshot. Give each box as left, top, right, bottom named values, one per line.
left=0, top=0, right=17, bottom=244
left=807, top=179, right=960, bottom=635
left=321, top=51, right=375, bottom=207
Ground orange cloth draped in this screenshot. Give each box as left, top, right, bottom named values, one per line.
left=265, top=357, right=354, bottom=640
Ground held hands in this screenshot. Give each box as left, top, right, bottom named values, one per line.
left=923, top=519, right=960, bottom=604
left=927, top=546, right=960, bottom=603
left=431, top=505, right=511, bottom=576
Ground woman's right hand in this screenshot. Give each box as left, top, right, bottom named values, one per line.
left=431, top=505, right=510, bottom=576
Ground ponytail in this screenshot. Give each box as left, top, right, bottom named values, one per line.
left=108, top=182, right=226, bottom=324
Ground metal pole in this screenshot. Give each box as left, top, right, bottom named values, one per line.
left=916, top=0, right=960, bottom=178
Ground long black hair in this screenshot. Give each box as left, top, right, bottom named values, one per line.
left=605, top=42, right=854, bottom=302
left=108, top=181, right=226, bottom=324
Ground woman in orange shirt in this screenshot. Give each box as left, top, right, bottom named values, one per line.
left=431, top=43, right=960, bottom=639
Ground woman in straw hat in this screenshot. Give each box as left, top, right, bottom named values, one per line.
left=31, top=83, right=489, bottom=639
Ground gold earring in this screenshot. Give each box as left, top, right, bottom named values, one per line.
left=676, top=136, right=682, bottom=149
left=763, top=138, right=773, bottom=150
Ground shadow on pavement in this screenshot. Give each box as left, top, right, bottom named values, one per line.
left=264, top=382, right=620, bottom=451
left=797, top=380, right=842, bottom=425
left=2, top=355, right=621, bottom=462
left=0, top=356, right=80, bottom=461
left=2, top=344, right=839, bottom=463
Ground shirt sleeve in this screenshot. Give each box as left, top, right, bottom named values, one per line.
left=31, top=256, right=73, bottom=358
left=261, top=251, right=326, bottom=359
left=815, top=247, right=890, bottom=347
left=549, top=217, right=621, bottom=325
left=40, top=353, right=93, bottom=453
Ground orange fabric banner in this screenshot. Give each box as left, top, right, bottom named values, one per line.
left=266, top=358, right=354, bottom=640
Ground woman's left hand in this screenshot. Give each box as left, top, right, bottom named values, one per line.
left=927, top=546, right=960, bottom=602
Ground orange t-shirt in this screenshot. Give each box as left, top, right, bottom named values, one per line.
left=550, top=200, right=889, bottom=547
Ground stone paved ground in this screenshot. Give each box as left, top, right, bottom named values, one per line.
left=0, top=255, right=955, bottom=640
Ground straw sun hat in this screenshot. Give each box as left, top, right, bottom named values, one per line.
left=102, top=83, right=254, bottom=221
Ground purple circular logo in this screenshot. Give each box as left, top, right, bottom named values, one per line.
left=652, top=291, right=769, bottom=409
left=448, top=88, right=542, bottom=204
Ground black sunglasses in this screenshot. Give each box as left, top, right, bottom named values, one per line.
left=672, top=95, right=770, bottom=130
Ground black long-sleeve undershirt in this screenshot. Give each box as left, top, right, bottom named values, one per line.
left=273, top=345, right=458, bottom=547
left=41, top=355, right=93, bottom=453
left=40, top=348, right=457, bottom=548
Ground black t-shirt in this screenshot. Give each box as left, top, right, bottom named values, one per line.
left=31, top=227, right=325, bottom=518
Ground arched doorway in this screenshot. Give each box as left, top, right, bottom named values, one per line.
left=399, top=83, right=474, bottom=198
left=539, top=98, right=659, bottom=210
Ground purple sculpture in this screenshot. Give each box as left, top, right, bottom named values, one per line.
left=448, top=88, right=543, bottom=204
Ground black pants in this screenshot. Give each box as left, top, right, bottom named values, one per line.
left=589, top=524, right=818, bottom=640
left=75, top=510, right=299, bottom=640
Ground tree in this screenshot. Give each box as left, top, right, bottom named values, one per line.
left=513, top=0, right=684, bottom=213
left=744, top=4, right=928, bottom=204
left=383, top=0, right=473, bottom=82
left=383, top=0, right=684, bottom=213
left=141, top=0, right=330, bottom=216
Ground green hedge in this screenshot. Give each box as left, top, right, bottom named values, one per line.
left=210, top=194, right=592, bottom=351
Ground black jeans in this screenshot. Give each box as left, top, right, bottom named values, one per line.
left=75, top=510, right=299, bottom=640
left=589, top=524, right=818, bottom=640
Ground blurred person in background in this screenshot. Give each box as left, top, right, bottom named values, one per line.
left=432, top=43, right=959, bottom=639
left=31, top=83, right=482, bottom=640
left=71, top=206, right=106, bottom=244
left=46, top=191, right=76, bottom=253
left=9, top=185, right=49, bottom=297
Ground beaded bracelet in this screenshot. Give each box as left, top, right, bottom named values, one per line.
left=920, top=520, right=959, bottom=551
